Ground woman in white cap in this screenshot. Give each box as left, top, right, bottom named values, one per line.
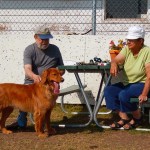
left=104, top=26, right=150, bottom=129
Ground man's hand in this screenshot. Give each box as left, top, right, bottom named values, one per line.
left=32, top=74, right=41, bottom=83
left=24, top=64, right=41, bottom=83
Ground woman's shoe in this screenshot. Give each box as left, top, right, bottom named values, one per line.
left=123, top=117, right=142, bottom=130
left=110, top=118, right=130, bottom=129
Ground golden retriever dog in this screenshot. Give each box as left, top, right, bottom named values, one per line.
left=0, top=68, right=64, bottom=138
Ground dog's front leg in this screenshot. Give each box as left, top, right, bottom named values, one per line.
left=0, top=107, right=14, bottom=134
left=34, top=110, right=48, bottom=138
left=45, top=109, right=56, bottom=135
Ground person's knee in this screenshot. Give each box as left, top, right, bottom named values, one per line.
left=119, top=91, right=125, bottom=101
left=104, top=86, right=117, bottom=105
left=119, top=91, right=129, bottom=103
left=104, top=86, right=112, bottom=96
left=19, top=111, right=27, bottom=117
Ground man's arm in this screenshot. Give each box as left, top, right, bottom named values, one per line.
left=24, top=64, right=41, bottom=83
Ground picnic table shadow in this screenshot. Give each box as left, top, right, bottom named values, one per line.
left=8, top=109, right=150, bottom=136
left=8, top=88, right=150, bottom=135
left=52, top=106, right=150, bottom=135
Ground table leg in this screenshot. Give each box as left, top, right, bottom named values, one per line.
left=74, top=73, right=93, bottom=126
left=52, top=72, right=93, bottom=128
left=96, top=72, right=112, bottom=115
left=93, top=72, right=105, bottom=108
left=93, top=74, right=112, bottom=128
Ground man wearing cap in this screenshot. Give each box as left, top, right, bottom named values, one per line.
left=104, top=26, right=150, bottom=130
left=7, top=26, right=64, bottom=129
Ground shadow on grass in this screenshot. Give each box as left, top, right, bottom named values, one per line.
left=51, top=104, right=150, bottom=134
left=19, top=104, right=105, bottom=135
left=50, top=104, right=105, bottom=135
left=7, top=104, right=150, bottom=135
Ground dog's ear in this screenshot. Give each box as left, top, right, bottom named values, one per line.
left=59, top=70, right=65, bottom=76
left=41, top=69, right=48, bottom=84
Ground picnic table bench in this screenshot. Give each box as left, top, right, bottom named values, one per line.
left=59, top=84, right=87, bottom=114
left=59, top=85, right=87, bottom=96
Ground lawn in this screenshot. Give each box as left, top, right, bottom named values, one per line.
left=0, top=104, right=150, bottom=150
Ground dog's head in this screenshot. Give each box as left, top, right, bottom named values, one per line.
left=41, top=68, right=64, bottom=94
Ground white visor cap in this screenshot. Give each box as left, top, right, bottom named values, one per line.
left=126, top=26, right=145, bottom=39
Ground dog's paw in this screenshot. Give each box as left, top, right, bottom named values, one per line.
left=2, top=128, right=13, bottom=134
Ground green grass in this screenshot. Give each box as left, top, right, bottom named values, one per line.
left=51, top=104, right=150, bottom=130
left=5, top=103, right=150, bottom=130
left=1, top=104, right=150, bottom=150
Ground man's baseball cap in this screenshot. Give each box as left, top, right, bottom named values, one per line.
left=126, top=26, right=145, bottom=40
left=34, top=26, right=53, bottom=39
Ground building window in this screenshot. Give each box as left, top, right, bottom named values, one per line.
left=106, top=0, right=148, bottom=19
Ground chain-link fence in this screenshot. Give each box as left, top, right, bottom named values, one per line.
left=97, top=0, right=150, bottom=35
left=0, top=0, right=150, bottom=35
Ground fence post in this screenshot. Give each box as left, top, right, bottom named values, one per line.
left=92, top=0, right=96, bottom=35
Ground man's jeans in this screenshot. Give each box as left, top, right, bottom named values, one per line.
left=17, top=82, right=31, bottom=127
left=17, top=111, right=27, bottom=127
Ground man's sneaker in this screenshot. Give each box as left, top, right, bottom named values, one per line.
left=6, top=122, right=26, bottom=130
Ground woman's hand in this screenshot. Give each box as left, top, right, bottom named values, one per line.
left=138, top=94, right=148, bottom=104
left=110, top=53, right=125, bottom=77
left=110, top=62, right=118, bottom=76
left=139, top=63, right=150, bottom=104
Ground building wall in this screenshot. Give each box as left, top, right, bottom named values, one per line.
left=0, top=34, right=150, bottom=105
